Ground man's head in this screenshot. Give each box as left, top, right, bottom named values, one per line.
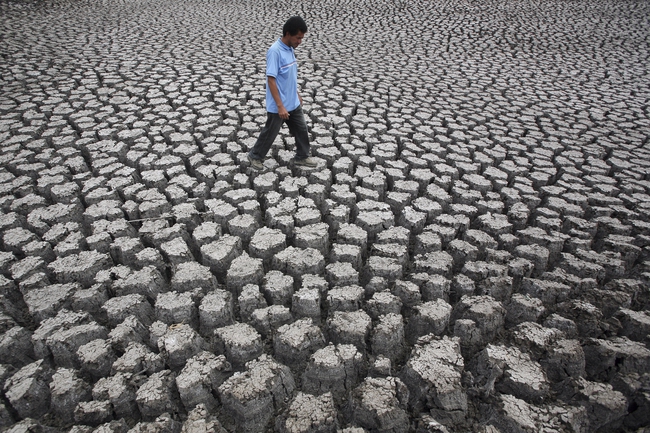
left=281, top=16, right=307, bottom=49
left=283, top=16, right=307, bottom=37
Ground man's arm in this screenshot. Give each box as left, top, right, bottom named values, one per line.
left=267, top=76, right=289, bottom=120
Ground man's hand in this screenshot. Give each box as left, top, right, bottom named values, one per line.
left=278, top=106, right=290, bottom=120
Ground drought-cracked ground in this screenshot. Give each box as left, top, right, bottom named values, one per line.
left=1, top=0, right=650, bottom=431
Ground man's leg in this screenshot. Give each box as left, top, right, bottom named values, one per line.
left=286, top=106, right=311, bottom=160
left=249, top=112, right=283, bottom=161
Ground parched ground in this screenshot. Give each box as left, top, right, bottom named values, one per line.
left=1, top=0, right=650, bottom=432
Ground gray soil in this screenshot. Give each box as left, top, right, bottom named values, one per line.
left=1, top=0, right=649, bottom=432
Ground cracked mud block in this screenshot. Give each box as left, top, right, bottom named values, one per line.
left=49, top=368, right=91, bottom=422
left=583, top=337, right=650, bottom=382
left=505, top=294, right=546, bottom=328
left=362, top=255, right=404, bottom=285
left=557, top=252, right=608, bottom=282
left=556, top=300, right=605, bottom=338
left=401, top=336, right=466, bottom=418
left=370, top=313, right=405, bottom=363
left=99, top=266, right=165, bottom=301
left=325, top=262, right=359, bottom=288
left=70, top=283, right=109, bottom=319
left=513, top=244, right=550, bottom=277
left=391, top=280, right=421, bottom=309
left=348, top=376, right=409, bottom=433
left=4, top=360, right=52, bottom=420
left=406, top=299, right=453, bottom=343
left=272, top=247, right=327, bottom=281
left=294, top=222, right=329, bottom=254
left=248, top=227, right=287, bottom=268
left=489, top=394, right=537, bottom=433
left=160, top=237, right=195, bottom=266
left=616, top=308, right=650, bottom=342
left=109, top=236, right=145, bottom=266
left=226, top=253, right=264, bottom=294
left=111, top=341, right=164, bottom=376
left=227, top=214, right=259, bottom=245
left=541, top=337, right=586, bottom=383
left=237, top=284, right=268, bottom=322
left=192, top=221, right=222, bottom=250
left=473, top=344, right=550, bottom=404
left=22, top=283, right=77, bottom=325
left=274, top=318, right=326, bottom=371
left=447, top=240, right=478, bottom=273
left=330, top=243, right=363, bottom=271
left=398, top=206, right=427, bottom=234
left=302, top=343, right=364, bottom=402
left=128, top=413, right=183, bottom=433
left=411, top=273, right=450, bottom=302
left=158, top=323, right=207, bottom=370
left=74, top=400, right=114, bottom=426
left=463, top=230, right=498, bottom=261
left=573, top=378, right=627, bottom=432
left=48, top=251, right=113, bottom=288
left=182, top=404, right=229, bottom=433
left=0, top=326, right=35, bottom=367
left=2, top=228, right=38, bottom=255
left=92, top=372, right=139, bottom=420
left=327, top=310, right=372, bottom=352
left=261, top=270, right=294, bottom=306
left=519, top=278, right=575, bottom=308
left=488, top=393, right=590, bottom=433
left=354, top=209, right=395, bottom=244
left=275, top=392, right=339, bottom=433
left=198, top=289, right=234, bottom=336
left=108, top=315, right=151, bottom=353
left=413, top=251, right=454, bottom=278
left=102, top=294, right=155, bottom=327
left=135, top=370, right=181, bottom=421
left=451, top=295, right=505, bottom=356
left=583, top=286, right=632, bottom=318
left=250, top=305, right=293, bottom=336
left=45, top=321, right=108, bottom=368
left=155, top=291, right=198, bottom=328
left=214, top=322, right=263, bottom=368
left=326, top=284, right=364, bottom=312
left=291, top=287, right=321, bottom=321
left=543, top=313, right=579, bottom=339
left=10, top=256, right=48, bottom=288
left=0, top=293, right=25, bottom=329
left=4, top=419, right=59, bottom=433
left=365, top=291, right=402, bottom=320
left=76, top=339, right=117, bottom=381
left=175, top=351, right=231, bottom=412
left=218, top=355, right=295, bottom=433
left=31, top=310, right=90, bottom=359
left=170, top=261, right=218, bottom=293
left=336, top=223, right=368, bottom=252
left=201, top=234, right=243, bottom=280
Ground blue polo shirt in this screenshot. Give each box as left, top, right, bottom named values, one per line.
left=265, top=38, right=300, bottom=113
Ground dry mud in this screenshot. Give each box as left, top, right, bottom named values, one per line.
left=1, top=0, right=650, bottom=432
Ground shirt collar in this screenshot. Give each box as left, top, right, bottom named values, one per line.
left=278, top=38, right=292, bottom=51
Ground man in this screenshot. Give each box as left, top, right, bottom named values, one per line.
left=248, top=16, right=317, bottom=170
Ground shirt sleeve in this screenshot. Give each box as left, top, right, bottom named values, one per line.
left=266, top=48, right=279, bottom=78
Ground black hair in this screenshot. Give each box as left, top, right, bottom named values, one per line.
left=283, top=16, right=307, bottom=36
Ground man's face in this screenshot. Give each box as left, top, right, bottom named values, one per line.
left=285, top=31, right=305, bottom=49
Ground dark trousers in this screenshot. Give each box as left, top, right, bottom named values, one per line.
left=248, top=106, right=310, bottom=161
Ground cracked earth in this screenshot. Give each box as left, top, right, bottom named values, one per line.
left=1, top=0, right=650, bottom=432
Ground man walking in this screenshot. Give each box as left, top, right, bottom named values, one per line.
left=248, top=16, right=317, bottom=170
